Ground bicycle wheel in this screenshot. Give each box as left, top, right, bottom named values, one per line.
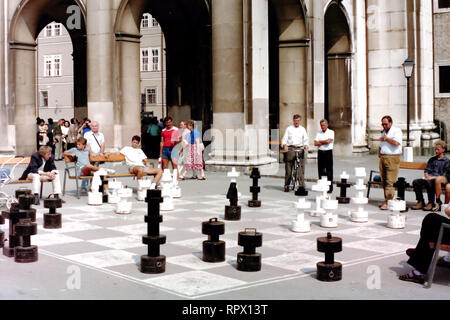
left=291, top=162, right=299, bottom=191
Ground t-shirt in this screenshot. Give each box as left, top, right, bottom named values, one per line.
left=315, top=129, right=334, bottom=151
left=147, top=124, right=161, bottom=137
left=67, top=147, right=91, bottom=173
left=380, top=126, right=402, bottom=155
left=120, top=146, right=148, bottom=167
left=190, top=129, right=201, bottom=144
left=84, top=131, right=105, bottom=155
left=161, top=127, right=181, bottom=148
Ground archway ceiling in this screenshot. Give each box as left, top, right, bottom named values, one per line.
left=270, top=0, right=307, bottom=41
left=13, top=0, right=86, bottom=43
left=325, top=4, right=351, bottom=54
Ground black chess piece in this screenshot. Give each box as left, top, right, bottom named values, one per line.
left=248, top=168, right=261, bottom=207
left=237, top=228, right=263, bottom=272
left=43, top=194, right=63, bottom=229
left=140, top=189, right=166, bottom=274
left=337, top=177, right=351, bottom=204
left=14, top=218, right=38, bottom=263
left=202, top=218, right=226, bottom=262
left=99, top=175, right=109, bottom=203
left=295, top=187, right=308, bottom=197
left=225, top=182, right=241, bottom=221
left=316, top=232, right=342, bottom=282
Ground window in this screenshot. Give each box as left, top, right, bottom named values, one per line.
left=45, top=25, right=52, bottom=37
left=141, top=14, right=150, bottom=28
left=438, top=0, right=450, bottom=8
left=54, top=23, right=61, bottom=36
left=152, top=18, right=159, bottom=27
left=439, top=66, right=450, bottom=94
left=40, top=91, right=49, bottom=107
left=44, top=55, right=62, bottom=77
left=44, top=56, right=52, bottom=77
left=152, top=48, right=160, bottom=71
left=141, top=49, right=149, bottom=72
left=146, top=88, right=157, bottom=104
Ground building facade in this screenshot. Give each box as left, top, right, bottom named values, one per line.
left=0, top=0, right=446, bottom=167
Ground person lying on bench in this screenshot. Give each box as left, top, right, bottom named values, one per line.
left=120, top=135, right=162, bottom=188
left=63, top=137, right=105, bottom=194
left=19, top=146, right=64, bottom=205
left=411, top=141, right=450, bottom=212
left=399, top=206, right=450, bottom=284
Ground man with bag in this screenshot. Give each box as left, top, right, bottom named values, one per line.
left=84, top=121, right=108, bottom=161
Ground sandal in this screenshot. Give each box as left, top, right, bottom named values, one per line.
left=399, top=271, right=424, bottom=284
left=198, top=177, right=206, bottom=180
left=179, top=176, right=185, bottom=180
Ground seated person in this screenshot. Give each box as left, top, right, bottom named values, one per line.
left=411, top=141, right=450, bottom=212
left=63, top=137, right=100, bottom=193
left=19, top=146, right=63, bottom=205
left=120, top=136, right=162, bottom=188
left=399, top=206, right=450, bottom=284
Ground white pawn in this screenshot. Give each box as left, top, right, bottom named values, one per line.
left=307, top=177, right=329, bottom=217
left=387, top=199, right=406, bottom=229
left=320, top=197, right=339, bottom=228
left=160, top=169, right=174, bottom=211
left=172, top=169, right=181, bottom=199
left=348, top=207, right=369, bottom=223
left=116, top=186, right=133, bottom=214
left=88, top=170, right=104, bottom=206
left=292, top=213, right=311, bottom=233
left=107, top=179, right=122, bottom=204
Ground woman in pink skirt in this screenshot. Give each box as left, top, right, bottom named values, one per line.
left=185, top=120, right=206, bottom=180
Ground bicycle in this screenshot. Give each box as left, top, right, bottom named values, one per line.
left=282, top=147, right=305, bottom=192
left=0, top=156, right=29, bottom=210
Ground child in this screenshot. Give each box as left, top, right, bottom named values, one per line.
left=63, top=137, right=100, bottom=192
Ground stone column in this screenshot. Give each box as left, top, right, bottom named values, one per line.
left=0, top=1, right=6, bottom=153
left=352, top=0, right=369, bottom=153
left=367, top=0, right=410, bottom=150
left=86, top=0, right=115, bottom=150
left=116, top=33, right=141, bottom=148
left=11, top=42, right=37, bottom=155
left=208, top=0, right=246, bottom=166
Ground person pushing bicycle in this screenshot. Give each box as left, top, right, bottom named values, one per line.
left=281, top=114, right=309, bottom=195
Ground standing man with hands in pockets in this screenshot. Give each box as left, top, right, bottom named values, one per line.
left=281, top=114, right=309, bottom=196
left=378, top=116, right=403, bottom=210
left=314, top=119, right=334, bottom=193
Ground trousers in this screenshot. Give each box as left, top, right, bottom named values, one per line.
left=29, top=171, right=62, bottom=195
left=284, top=148, right=305, bottom=188
left=379, top=154, right=401, bottom=201
left=413, top=179, right=437, bottom=204
left=318, top=150, right=333, bottom=190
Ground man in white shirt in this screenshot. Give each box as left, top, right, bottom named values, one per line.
left=314, top=119, right=334, bottom=193
left=120, top=136, right=162, bottom=187
left=84, top=121, right=106, bottom=157
left=378, top=115, right=403, bottom=210
left=281, top=114, right=309, bottom=195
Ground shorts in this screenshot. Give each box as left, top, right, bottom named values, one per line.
left=162, top=146, right=178, bottom=161
left=80, top=166, right=95, bottom=176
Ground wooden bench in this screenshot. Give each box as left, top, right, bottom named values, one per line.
left=367, top=162, right=447, bottom=198
left=0, top=156, right=49, bottom=197
left=63, top=153, right=140, bottom=198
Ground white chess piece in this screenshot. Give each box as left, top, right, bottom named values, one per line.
left=116, top=186, right=133, bottom=214
left=306, top=177, right=329, bottom=217
left=292, top=213, right=311, bottom=233
left=88, top=170, right=104, bottom=206
left=137, top=177, right=153, bottom=201
left=320, top=197, right=339, bottom=228
left=348, top=207, right=369, bottom=223
left=387, top=199, right=406, bottom=229
left=171, top=169, right=182, bottom=198
left=347, top=167, right=370, bottom=224
left=107, top=179, right=122, bottom=204
left=160, top=169, right=174, bottom=211
left=227, top=167, right=242, bottom=198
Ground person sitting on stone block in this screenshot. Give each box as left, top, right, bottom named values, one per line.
left=411, top=141, right=450, bottom=212
left=19, top=145, right=63, bottom=205
left=120, top=135, right=162, bottom=188
left=63, top=137, right=102, bottom=193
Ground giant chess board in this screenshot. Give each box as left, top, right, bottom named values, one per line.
left=1, top=192, right=426, bottom=299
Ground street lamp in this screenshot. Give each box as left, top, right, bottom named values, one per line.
left=402, top=57, right=415, bottom=147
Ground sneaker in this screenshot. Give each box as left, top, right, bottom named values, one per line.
left=431, top=202, right=441, bottom=212
left=406, top=248, right=415, bottom=257
left=411, top=201, right=424, bottom=210
left=423, top=203, right=433, bottom=211
left=437, top=257, right=450, bottom=268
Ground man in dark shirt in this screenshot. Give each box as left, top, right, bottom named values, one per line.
left=411, top=141, right=450, bottom=212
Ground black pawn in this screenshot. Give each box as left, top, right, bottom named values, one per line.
left=237, top=228, right=263, bottom=272
left=140, top=189, right=166, bottom=274
left=2, top=195, right=36, bottom=257
left=225, top=182, right=241, bottom=221
left=337, top=178, right=351, bottom=204
left=202, top=218, right=225, bottom=262
left=14, top=218, right=38, bottom=263
left=248, top=168, right=261, bottom=207
left=100, top=175, right=109, bottom=203
left=43, top=194, right=63, bottom=229
left=316, top=232, right=342, bottom=282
